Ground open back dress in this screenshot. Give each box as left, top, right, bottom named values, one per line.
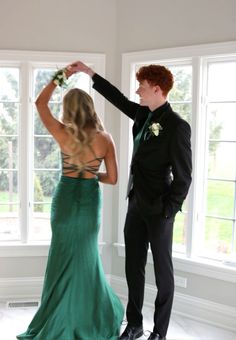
left=17, top=147, right=124, bottom=340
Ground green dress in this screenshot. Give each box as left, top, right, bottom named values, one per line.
left=17, top=154, right=124, bottom=339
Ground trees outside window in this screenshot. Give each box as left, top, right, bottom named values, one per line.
left=120, top=43, right=236, bottom=264
left=0, top=51, right=105, bottom=244
left=0, top=68, right=20, bottom=240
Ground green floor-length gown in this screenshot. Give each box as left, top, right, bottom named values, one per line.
left=17, top=176, right=124, bottom=340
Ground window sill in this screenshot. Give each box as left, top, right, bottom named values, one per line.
left=0, top=242, right=106, bottom=257
left=114, top=243, right=236, bottom=283
left=0, top=243, right=50, bottom=257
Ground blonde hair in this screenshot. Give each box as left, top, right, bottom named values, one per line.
left=62, top=88, right=104, bottom=150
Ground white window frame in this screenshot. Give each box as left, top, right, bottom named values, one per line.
left=0, top=50, right=106, bottom=257
left=114, top=41, right=236, bottom=283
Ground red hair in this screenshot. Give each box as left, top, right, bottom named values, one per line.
left=136, top=64, right=174, bottom=96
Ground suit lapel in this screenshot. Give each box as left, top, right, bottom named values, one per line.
left=133, top=105, right=173, bottom=159
left=132, top=106, right=150, bottom=138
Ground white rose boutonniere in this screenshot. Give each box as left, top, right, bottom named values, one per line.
left=149, top=122, right=163, bottom=136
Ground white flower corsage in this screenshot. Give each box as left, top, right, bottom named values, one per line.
left=52, top=68, right=68, bottom=87
left=149, top=122, right=163, bottom=136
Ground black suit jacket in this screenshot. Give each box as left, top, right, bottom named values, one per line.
left=92, top=73, right=192, bottom=217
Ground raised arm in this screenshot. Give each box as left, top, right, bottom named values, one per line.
left=35, top=67, right=74, bottom=144
left=70, top=61, right=139, bottom=120
left=97, top=134, right=118, bottom=185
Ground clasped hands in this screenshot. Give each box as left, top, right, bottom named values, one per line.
left=65, top=61, right=94, bottom=78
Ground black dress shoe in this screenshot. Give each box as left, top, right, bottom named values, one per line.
left=119, top=324, right=143, bottom=339
left=147, top=332, right=166, bottom=340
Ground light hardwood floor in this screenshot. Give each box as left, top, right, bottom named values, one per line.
left=0, top=302, right=235, bottom=340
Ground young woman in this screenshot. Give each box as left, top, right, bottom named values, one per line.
left=17, top=64, right=124, bottom=339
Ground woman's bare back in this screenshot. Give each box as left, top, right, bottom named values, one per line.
left=60, top=129, right=111, bottom=179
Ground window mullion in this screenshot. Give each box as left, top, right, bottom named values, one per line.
left=188, top=57, right=207, bottom=257
left=185, top=57, right=198, bottom=257
left=19, top=62, right=31, bottom=243
left=0, top=50, right=105, bottom=247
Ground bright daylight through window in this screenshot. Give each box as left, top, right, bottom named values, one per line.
left=0, top=68, right=19, bottom=241
left=0, top=51, right=104, bottom=245
left=31, top=69, right=90, bottom=241
left=121, top=43, right=236, bottom=265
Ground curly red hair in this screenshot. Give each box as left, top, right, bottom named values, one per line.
left=136, top=64, right=174, bottom=97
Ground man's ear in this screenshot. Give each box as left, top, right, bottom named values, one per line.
left=154, top=84, right=161, bottom=94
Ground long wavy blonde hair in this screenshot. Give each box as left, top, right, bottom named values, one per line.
left=62, top=88, right=104, bottom=151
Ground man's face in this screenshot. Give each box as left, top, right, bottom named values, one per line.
left=136, top=80, right=157, bottom=108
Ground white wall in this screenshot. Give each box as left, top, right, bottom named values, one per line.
left=117, top=0, right=236, bottom=52
left=0, top=0, right=236, bottom=328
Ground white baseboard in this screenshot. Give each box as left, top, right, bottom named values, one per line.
left=0, top=277, right=43, bottom=301
left=1, top=275, right=236, bottom=333
left=109, top=275, right=236, bottom=333
left=172, top=291, right=236, bottom=333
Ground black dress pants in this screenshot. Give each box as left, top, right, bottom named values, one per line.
left=124, top=193, right=175, bottom=337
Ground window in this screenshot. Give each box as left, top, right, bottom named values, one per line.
left=118, top=42, right=236, bottom=269
left=0, top=67, right=20, bottom=240
left=199, top=59, right=236, bottom=260
left=0, top=50, right=105, bottom=247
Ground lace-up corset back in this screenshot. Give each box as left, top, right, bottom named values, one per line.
left=61, top=144, right=103, bottom=178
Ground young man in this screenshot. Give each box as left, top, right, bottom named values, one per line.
left=71, top=62, right=192, bottom=340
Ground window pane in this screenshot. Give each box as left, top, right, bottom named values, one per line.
left=200, top=59, right=236, bottom=262
left=171, top=103, right=191, bottom=124
left=0, top=102, right=19, bottom=135
left=0, top=170, right=18, bottom=200
left=0, top=204, right=19, bottom=241
left=169, top=65, right=192, bottom=102
left=0, top=171, right=19, bottom=241
left=32, top=68, right=62, bottom=241
left=203, top=217, right=233, bottom=258
left=206, top=180, right=235, bottom=218
left=173, top=212, right=187, bottom=253
left=173, top=198, right=188, bottom=252
left=33, top=69, right=90, bottom=100
left=34, top=136, right=60, bottom=169
left=168, top=65, right=192, bottom=254
left=33, top=171, right=60, bottom=205
left=31, top=171, right=60, bottom=241
left=208, top=103, right=236, bottom=141
left=0, top=67, right=19, bottom=241
left=208, top=142, right=236, bottom=180
left=67, top=72, right=90, bottom=93
left=34, top=103, right=61, bottom=135
left=0, top=68, right=19, bottom=101
left=34, top=113, right=49, bottom=136
left=34, top=69, right=61, bottom=99
left=31, top=203, right=52, bottom=241
left=208, top=62, right=236, bottom=101
left=0, top=137, right=18, bottom=169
